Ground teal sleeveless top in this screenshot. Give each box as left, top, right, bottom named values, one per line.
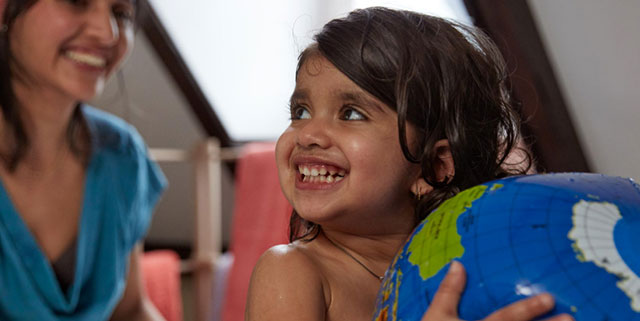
left=0, top=106, right=167, bottom=320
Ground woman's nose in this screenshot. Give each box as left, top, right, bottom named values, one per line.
left=85, top=3, right=119, bottom=45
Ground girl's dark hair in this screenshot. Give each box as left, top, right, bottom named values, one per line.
left=0, top=0, right=143, bottom=170
left=289, top=7, right=532, bottom=242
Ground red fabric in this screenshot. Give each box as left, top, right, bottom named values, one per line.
left=222, top=142, right=292, bottom=321
left=141, top=250, right=183, bottom=321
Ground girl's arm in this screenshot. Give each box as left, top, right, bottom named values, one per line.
left=421, top=261, right=574, bottom=321
left=245, top=245, right=326, bottom=321
left=109, top=244, right=166, bottom=321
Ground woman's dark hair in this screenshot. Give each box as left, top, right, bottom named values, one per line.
left=0, top=0, right=144, bottom=170
left=289, top=7, right=532, bottom=242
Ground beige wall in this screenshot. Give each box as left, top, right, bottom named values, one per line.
left=528, top=0, right=640, bottom=180
left=91, top=33, right=236, bottom=249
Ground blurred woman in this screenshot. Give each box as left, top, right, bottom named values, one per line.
left=0, top=0, right=166, bottom=320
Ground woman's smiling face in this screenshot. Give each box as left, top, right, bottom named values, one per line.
left=8, top=0, right=135, bottom=102
left=276, top=54, right=420, bottom=233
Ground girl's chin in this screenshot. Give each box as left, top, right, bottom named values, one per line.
left=293, top=205, right=333, bottom=222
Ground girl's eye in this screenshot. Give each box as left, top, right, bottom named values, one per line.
left=291, top=106, right=311, bottom=120
left=341, top=107, right=366, bottom=121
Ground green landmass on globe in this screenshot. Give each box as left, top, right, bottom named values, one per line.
left=407, top=184, right=494, bottom=280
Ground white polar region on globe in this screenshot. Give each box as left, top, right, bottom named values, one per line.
left=568, top=200, right=640, bottom=312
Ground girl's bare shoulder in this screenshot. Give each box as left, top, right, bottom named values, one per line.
left=246, top=241, right=328, bottom=321
left=256, top=242, right=324, bottom=277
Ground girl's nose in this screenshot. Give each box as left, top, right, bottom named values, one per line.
left=295, top=119, right=332, bottom=149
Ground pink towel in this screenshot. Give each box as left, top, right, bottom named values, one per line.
left=222, top=142, right=292, bottom=321
left=141, top=250, right=184, bottom=321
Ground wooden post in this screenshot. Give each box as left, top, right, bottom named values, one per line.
left=193, top=138, right=222, bottom=321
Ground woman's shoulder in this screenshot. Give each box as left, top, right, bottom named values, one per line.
left=81, top=105, right=146, bottom=157
left=246, top=242, right=328, bottom=321
left=81, top=105, right=166, bottom=250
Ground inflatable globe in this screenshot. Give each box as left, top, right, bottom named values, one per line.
left=373, top=173, right=640, bottom=321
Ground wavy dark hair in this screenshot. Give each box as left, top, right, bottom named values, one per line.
left=289, top=7, right=532, bottom=242
left=0, top=0, right=143, bottom=170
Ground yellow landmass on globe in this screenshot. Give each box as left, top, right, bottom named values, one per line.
left=393, top=270, right=402, bottom=320
left=374, top=307, right=388, bottom=321
left=408, top=184, right=491, bottom=280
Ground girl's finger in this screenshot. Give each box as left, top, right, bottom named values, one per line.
left=484, top=293, right=556, bottom=321
left=427, top=261, right=466, bottom=317
left=542, top=313, right=575, bottom=321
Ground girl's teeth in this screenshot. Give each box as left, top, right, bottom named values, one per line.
left=298, top=165, right=346, bottom=184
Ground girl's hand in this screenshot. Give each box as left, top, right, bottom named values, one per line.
left=421, top=261, right=574, bottom=321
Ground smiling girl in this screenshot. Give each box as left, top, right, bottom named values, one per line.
left=245, top=7, right=573, bottom=321
left=0, top=0, right=165, bottom=320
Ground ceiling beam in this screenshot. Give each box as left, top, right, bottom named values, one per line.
left=139, top=0, right=232, bottom=147
left=464, top=0, right=591, bottom=172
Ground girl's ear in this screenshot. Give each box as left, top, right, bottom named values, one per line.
left=411, top=139, right=456, bottom=199
left=411, top=139, right=455, bottom=199
left=411, top=178, right=432, bottom=199
left=431, top=139, right=455, bottom=183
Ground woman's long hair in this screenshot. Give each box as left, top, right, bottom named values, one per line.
left=0, top=0, right=144, bottom=170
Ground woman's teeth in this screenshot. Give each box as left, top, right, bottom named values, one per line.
left=65, top=51, right=107, bottom=68
left=298, top=165, right=345, bottom=183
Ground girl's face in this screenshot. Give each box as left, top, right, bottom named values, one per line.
left=8, top=0, right=135, bottom=102
left=276, top=54, right=420, bottom=234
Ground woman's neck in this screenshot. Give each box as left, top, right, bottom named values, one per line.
left=2, top=82, right=80, bottom=171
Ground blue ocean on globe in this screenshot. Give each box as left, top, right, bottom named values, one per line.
left=373, top=173, right=640, bottom=321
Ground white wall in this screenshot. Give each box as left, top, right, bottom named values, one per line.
left=148, top=0, right=470, bottom=141
left=527, top=0, right=640, bottom=180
